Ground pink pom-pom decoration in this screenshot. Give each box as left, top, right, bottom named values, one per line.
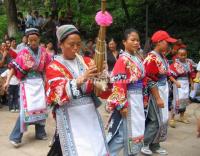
left=95, top=11, right=113, bottom=27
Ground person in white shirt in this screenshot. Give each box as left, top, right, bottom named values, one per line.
left=1, top=69, right=19, bottom=112
left=16, top=35, right=28, bottom=52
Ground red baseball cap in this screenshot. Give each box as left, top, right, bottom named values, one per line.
left=151, top=30, right=177, bottom=43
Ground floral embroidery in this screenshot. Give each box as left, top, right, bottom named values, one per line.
left=50, top=64, right=71, bottom=79
left=108, top=86, right=127, bottom=110
left=174, top=62, right=185, bottom=74
left=23, top=53, right=35, bottom=68
left=125, top=58, right=142, bottom=82
left=144, top=53, right=168, bottom=75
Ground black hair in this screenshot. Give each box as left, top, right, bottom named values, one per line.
left=10, top=37, right=16, bottom=42
left=5, top=38, right=11, bottom=42
left=86, top=38, right=94, bottom=44
left=60, top=32, right=80, bottom=44
left=123, top=28, right=139, bottom=41
left=17, top=12, right=23, bottom=18
left=107, top=37, right=117, bottom=44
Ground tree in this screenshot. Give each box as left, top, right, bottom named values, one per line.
left=4, top=0, right=18, bottom=37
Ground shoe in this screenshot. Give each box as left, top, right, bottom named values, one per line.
left=189, top=97, right=200, bottom=103
left=10, top=140, right=20, bottom=148
left=153, top=147, right=168, bottom=155
left=10, top=109, right=15, bottom=113
left=15, top=109, right=19, bottom=112
left=141, top=146, right=153, bottom=155
left=169, top=119, right=176, bottom=128
left=36, top=135, right=48, bottom=140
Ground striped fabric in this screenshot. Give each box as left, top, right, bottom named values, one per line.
left=56, top=25, right=79, bottom=42
left=25, top=28, right=39, bottom=36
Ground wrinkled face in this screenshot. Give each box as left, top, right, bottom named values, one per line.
left=60, top=34, right=81, bottom=60
left=123, top=32, right=140, bottom=54
left=108, top=40, right=117, bottom=52
left=178, top=49, right=187, bottom=62
left=28, top=34, right=40, bottom=49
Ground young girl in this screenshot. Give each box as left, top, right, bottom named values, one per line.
left=169, top=48, right=194, bottom=127
left=142, top=30, right=177, bottom=155
left=107, top=28, right=148, bottom=156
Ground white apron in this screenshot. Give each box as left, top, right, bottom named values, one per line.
left=20, top=77, right=47, bottom=132
left=173, top=77, right=189, bottom=113
left=158, top=81, right=169, bottom=123
left=152, top=79, right=169, bottom=143
left=56, top=97, right=108, bottom=156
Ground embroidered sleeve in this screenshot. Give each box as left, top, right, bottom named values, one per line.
left=46, top=63, right=72, bottom=106
left=169, top=63, right=178, bottom=78
left=8, top=50, right=33, bottom=80
left=144, top=54, right=159, bottom=83
left=107, top=58, right=128, bottom=110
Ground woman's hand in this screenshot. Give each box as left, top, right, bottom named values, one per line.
left=3, top=81, right=9, bottom=92
left=120, top=107, right=128, bottom=118
left=105, top=104, right=113, bottom=113
left=175, top=81, right=181, bottom=88
left=2, top=50, right=8, bottom=58
left=83, top=64, right=98, bottom=80
left=156, top=97, right=164, bottom=108
left=76, top=64, right=98, bottom=87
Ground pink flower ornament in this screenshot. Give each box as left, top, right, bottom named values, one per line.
left=95, top=11, right=113, bottom=27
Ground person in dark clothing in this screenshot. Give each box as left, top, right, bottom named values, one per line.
left=107, top=38, right=119, bottom=73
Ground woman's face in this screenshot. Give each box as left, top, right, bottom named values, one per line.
left=47, top=42, right=53, bottom=49
left=22, top=36, right=28, bottom=44
left=11, top=40, right=16, bottom=48
left=178, top=49, right=187, bottom=62
left=123, top=32, right=140, bottom=54
left=1, top=43, right=6, bottom=51
left=60, top=34, right=81, bottom=60
left=6, top=40, right=11, bottom=49
left=108, top=40, right=117, bottom=52
left=28, top=34, right=40, bottom=50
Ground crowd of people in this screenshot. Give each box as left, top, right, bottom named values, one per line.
left=0, top=21, right=200, bottom=156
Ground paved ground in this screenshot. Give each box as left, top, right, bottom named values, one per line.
left=0, top=103, right=200, bottom=156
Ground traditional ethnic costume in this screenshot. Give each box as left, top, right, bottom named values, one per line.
left=170, top=59, right=193, bottom=115
left=107, top=51, right=148, bottom=156
left=143, top=51, right=170, bottom=151
left=9, top=42, right=50, bottom=144
left=46, top=55, right=109, bottom=156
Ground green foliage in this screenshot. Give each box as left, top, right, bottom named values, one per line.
left=0, top=14, right=23, bottom=44
left=1, top=0, right=200, bottom=61
left=0, top=15, right=7, bottom=43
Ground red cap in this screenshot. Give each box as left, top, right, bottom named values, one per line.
left=151, top=30, right=177, bottom=43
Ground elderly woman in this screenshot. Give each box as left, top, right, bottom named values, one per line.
left=46, top=25, right=109, bottom=156
left=5, top=28, right=51, bottom=147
